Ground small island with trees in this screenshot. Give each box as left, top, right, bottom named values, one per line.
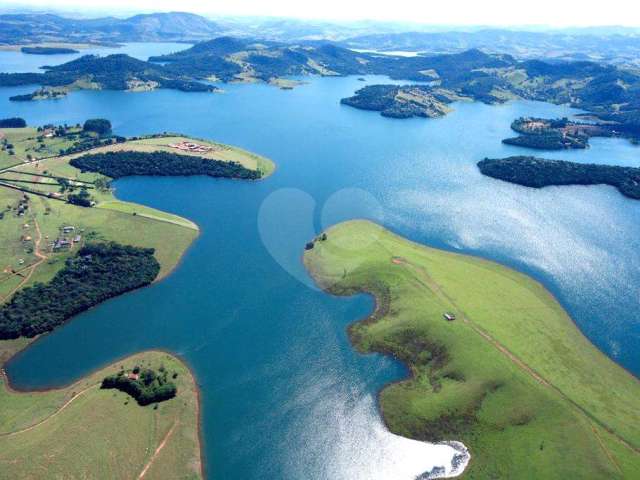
left=20, top=46, right=79, bottom=55
left=341, top=84, right=456, bottom=119
left=477, top=156, right=640, bottom=199
left=501, top=117, right=634, bottom=150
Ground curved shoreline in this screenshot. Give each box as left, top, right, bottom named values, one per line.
left=0, top=136, right=277, bottom=479
left=1, top=348, right=204, bottom=478
left=303, top=264, right=471, bottom=478
left=303, top=219, right=640, bottom=478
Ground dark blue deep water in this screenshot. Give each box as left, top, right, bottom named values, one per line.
left=1, top=50, right=639, bottom=478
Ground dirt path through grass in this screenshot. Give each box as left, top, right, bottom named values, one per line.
left=138, top=420, right=179, bottom=479
left=1, top=217, right=48, bottom=302
left=0, top=383, right=98, bottom=437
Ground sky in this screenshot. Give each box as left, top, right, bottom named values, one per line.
left=1, top=0, right=639, bottom=27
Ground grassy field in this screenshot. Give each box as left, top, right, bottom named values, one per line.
left=0, top=127, right=84, bottom=170
left=0, top=350, right=201, bottom=480
left=304, top=220, right=640, bottom=479
left=0, top=130, right=278, bottom=477
left=0, top=181, right=198, bottom=301
left=0, top=130, right=279, bottom=300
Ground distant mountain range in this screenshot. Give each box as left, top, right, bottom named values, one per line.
left=0, top=12, right=223, bottom=44
left=340, top=30, right=640, bottom=67
left=3, top=11, right=640, bottom=69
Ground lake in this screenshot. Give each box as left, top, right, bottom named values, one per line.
left=0, top=42, right=190, bottom=73
left=1, top=48, right=639, bottom=478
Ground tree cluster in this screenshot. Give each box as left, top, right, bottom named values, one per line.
left=83, top=118, right=112, bottom=135
left=70, top=150, right=262, bottom=179
left=0, top=242, right=160, bottom=339
left=0, top=117, right=26, bottom=128
left=102, top=366, right=177, bottom=406
left=478, top=156, right=640, bottom=200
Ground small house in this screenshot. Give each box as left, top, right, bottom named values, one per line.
left=443, top=312, right=456, bottom=321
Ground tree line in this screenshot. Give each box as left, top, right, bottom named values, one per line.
left=0, top=242, right=160, bottom=339
left=70, top=150, right=262, bottom=179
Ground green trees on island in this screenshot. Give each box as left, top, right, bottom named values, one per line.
left=102, top=365, right=177, bottom=406
left=83, top=118, right=112, bottom=135
left=478, top=156, right=640, bottom=200
left=70, top=150, right=262, bottom=179
left=0, top=242, right=160, bottom=339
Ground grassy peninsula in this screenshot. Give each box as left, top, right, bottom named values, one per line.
left=478, top=156, right=640, bottom=200
left=304, top=220, right=640, bottom=479
left=0, top=124, right=275, bottom=478
left=0, top=350, right=202, bottom=479
left=0, top=124, right=273, bottom=316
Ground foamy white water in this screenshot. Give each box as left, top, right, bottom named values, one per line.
left=285, top=386, right=469, bottom=479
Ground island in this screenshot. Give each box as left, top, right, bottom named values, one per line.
left=0, top=120, right=275, bottom=478
left=501, top=117, right=636, bottom=150
left=0, top=350, right=202, bottom=479
left=477, top=156, right=640, bottom=199
left=340, top=84, right=456, bottom=119
left=303, top=220, right=640, bottom=479
left=20, top=46, right=79, bottom=55
left=1, top=53, right=221, bottom=101
left=1, top=40, right=639, bottom=139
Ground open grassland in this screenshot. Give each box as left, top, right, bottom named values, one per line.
left=0, top=181, right=197, bottom=301
left=0, top=351, right=201, bottom=480
left=0, top=127, right=83, bottom=170
left=304, top=220, right=640, bottom=479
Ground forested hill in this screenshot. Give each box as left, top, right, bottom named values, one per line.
left=0, top=54, right=218, bottom=94
left=0, top=12, right=222, bottom=44
left=2, top=38, right=640, bottom=133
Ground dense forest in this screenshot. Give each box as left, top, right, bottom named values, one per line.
left=477, top=156, right=640, bottom=200
left=83, top=118, right=111, bottom=135
left=0, top=117, right=26, bottom=128
left=0, top=242, right=160, bottom=339
left=502, top=132, right=588, bottom=149
left=21, top=46, right=78, bottom=54
left=102, top=366, right=177, bottom=406
left=70, top=151, right=262, bottom=179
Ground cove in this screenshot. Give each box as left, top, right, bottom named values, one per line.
left=2, top=73, right=639, bottom=478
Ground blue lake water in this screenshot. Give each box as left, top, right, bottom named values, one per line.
left=1, top=51, right=639, bottom=478
left=0, top=42, right=190, bottom=73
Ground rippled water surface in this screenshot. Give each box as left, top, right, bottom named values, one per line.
left=1, top=50, right=639, bottom=478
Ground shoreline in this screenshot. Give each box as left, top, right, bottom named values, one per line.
left=0, top=134, right=277, bottom=478
left=303, top=248, right=472, bottom=479
left=303, top=219, right=640, bottom=477
left=1, top=347, right=205, bottom=479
